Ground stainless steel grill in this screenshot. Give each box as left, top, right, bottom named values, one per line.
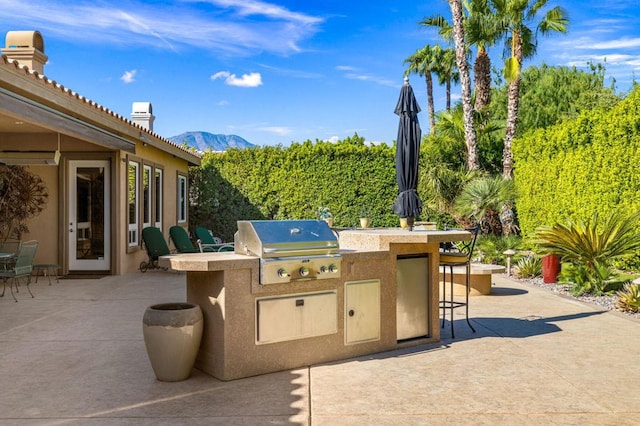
left=235, top=220, right=341, bottom=285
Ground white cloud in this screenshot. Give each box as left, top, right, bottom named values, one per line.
left=120, top=69, right=137, bottom=84
left=336, top=65, right=397, bottom=88
left=327, top=136, right=340, bottom=143
left=211, top=71, right=263, bottom=88
left=0, top=0, right=323, bottom=56
left=217, top=100, right=230, bottom=106
left=259, top=126, right=292, bottom=136
left=568, top=36, right=640, bottom=50
left=204, top=0, right=322, bottom=25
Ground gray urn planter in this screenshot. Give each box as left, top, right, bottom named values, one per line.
left=142, top=302, right=203, bottom=382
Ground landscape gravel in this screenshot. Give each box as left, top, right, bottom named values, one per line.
left=515, top=276, right=640, bottom=320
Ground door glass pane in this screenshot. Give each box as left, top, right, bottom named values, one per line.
left=143, top=165, right=151, bottom=228
left=154, top=169, right=163, bottom=228
left=76, top=167, right=105, bottom=260
left=128, top=161, right=139, bottom=246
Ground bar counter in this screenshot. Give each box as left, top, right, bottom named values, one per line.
left=159, top=228, right=470, bottom=381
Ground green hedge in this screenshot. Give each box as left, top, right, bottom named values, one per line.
left=190, top=135, right=443, bottom=241
left=513, top=86, right=640, bottom=236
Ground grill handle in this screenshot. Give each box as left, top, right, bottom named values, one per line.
left=262, top=245, right=339, bottom=256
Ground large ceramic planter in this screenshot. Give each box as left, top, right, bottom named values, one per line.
left=542, top=255, right=561, bottom=283
left=142, top=302, right=203, bottom=382
left=360, top=217, right=371, bottom=228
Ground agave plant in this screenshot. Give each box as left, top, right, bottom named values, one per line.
left=516, top=255, right=542, bottom=279
left=616, top=283, right=640, bottom=313
left=535, top=210, right=640, bottom=295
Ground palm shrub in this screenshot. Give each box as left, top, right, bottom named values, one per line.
left=454, top=176, right=516, bottom=235
left=535, top=210, right=640, bottom=296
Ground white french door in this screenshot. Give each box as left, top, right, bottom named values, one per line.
left=68, top=160, right=111, bottom=271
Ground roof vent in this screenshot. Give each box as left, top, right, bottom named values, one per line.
left=1, top=31, right=48, bottom=74
left=131, top=102, right=155, bottom=132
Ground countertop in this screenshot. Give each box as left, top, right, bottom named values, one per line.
left=338, top=228, right=471, bottom=251
left=159, top=228, right=470, bottom=272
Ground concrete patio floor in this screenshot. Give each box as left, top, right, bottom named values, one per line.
left=0, top=270, right=638, bottom=425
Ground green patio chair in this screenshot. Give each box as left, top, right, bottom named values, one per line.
left=194, top=227, right=234, bottom=252
left=1, top=240, right=38, bottom=302
left=140, top=227, right=170, bottom=273
left=169, top=226, right=199, bottom=254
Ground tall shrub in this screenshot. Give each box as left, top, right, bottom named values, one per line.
left=190, top=136, right=405, bottom=241
left=514, top=87, right=640, bottom=236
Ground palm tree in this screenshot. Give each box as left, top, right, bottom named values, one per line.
left=492, top=0, right=568, bottom=178
left=465, top=0, right=501, bottom=113
left=435, top=48, right=460, bottom=111
left=447, top=0, right=479, bottom=171
left=404, top=45, right=442, bottom=135
left=421, top=0, right=501, bottom=115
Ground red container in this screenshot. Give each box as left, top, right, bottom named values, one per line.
left=542, top=254, right=560, bottom=283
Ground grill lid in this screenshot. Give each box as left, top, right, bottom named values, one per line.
left=235, top=220, right=338, bottom=258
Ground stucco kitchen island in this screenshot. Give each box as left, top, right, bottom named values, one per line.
left=159, top=227, right=470, bottom=381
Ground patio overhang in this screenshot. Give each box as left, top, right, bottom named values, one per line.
left=0, top=87, right=136, bottom=153
left=0, top=149, right=60, bottom=165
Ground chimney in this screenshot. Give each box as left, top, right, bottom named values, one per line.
left=1, top=31, right=48, bottom=74
left=131, top=102, right=155, bottom=132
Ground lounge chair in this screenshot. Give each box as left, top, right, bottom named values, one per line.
left=194, top=227, right=234, bottom=252
left=140, top=227, right=170, bottom=273
left=0, top=240, right=38, bottom=302
left=169, top=226, right=199, bottom=253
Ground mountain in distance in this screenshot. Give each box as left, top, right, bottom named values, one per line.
left=169, top=131, right=255, bottom=152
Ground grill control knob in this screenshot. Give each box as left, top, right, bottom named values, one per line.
left=299, top=266, right=310, bottom=277
left=329, top=264, right=339, bottom=273
left=320, top=266, right=328, bottom=274
left=278, top=268, right=289, bottom=278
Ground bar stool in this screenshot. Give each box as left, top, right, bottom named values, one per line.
left=439, top=226, right=479, bottom=338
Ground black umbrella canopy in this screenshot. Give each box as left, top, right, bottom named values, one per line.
left=392, top=77, right=423, bottom=223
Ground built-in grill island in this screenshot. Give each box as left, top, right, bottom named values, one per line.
left=234, top=220, right=342, bottom=285
left=159, top=221, right=471, bottom=381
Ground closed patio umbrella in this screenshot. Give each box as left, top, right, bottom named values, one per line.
left=392, top=77, right=422, bottom=228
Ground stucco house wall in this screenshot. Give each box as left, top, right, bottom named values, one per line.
left=0, top=30, right=200, bottom=276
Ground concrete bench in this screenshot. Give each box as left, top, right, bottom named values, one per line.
left=439, top=263, right=506, bottom=296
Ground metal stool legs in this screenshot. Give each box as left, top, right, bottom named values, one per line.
left=440, top=262, right=476, bottom=338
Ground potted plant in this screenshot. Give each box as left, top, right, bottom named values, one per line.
left=318, top=206, right=334, bottom=227
left=359, top=208, right=371, bottom=228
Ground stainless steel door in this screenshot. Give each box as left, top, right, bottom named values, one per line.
left=396, top=255, right=429, bottom=340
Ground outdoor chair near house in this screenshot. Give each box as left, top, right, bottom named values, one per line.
left=0, top=240, right=38, bottom=302
left=194, top=226, right=234, bottom=252
left=169, top=226, right=200, bottom=254
left=439, top=226, right=479, bottom=338
left=0, top=239, right=22, bottom=257
left=140, top=227, right=171, bottom=273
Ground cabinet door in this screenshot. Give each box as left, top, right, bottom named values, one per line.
left=345, top=280, right=380, bottom=344
left=257, top=291, right=337, bottom=344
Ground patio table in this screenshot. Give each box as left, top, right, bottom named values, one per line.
left=33, top=264, right=60, bottom=285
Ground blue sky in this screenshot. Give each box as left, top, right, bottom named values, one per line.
left=1, top=0, right=639, bottom=146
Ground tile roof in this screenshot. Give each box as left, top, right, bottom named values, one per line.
left=0, top=55, right=200, bottom=161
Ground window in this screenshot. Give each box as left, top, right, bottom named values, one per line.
left=154, top=168, right=163, bottom=229
left=177, top=174, right=187, bottom=223
left=143, top=164, right=152, bottom=230
left=128, top=160, right=139, bottom=246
